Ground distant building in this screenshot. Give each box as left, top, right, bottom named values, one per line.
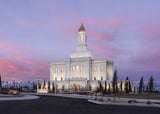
left=50, top=24, right=113, bottom=91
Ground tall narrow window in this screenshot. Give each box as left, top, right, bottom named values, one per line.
left=80, top=65, right=83, bottom=72
left=55, top=67, right=58, bottom=73
left=100, top=65, right=103, bottom=72
left=61, top=67, right=63, bottom=73
left=94, top=77, right=96, bottom=80
left=76, top=65, right=79, bottom=73
left=80, top=34, right=83, bottom=42
left=55, top=77, right=57, bottom=81
left=94, top=67, right=97, bottom=72
left=73, top=66, right=75, bottom=73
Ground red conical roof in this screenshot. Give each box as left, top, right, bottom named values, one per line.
left=78, top=24, right=85, bottom=32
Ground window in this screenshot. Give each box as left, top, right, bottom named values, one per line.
left=100, top=65, right=103, bottom=72
left=94, top=77, right=96, bottom=80
left=94, top=67, right=97, bottom=72
left=61, top=77, right=63, bottom=81
left=73, top=66, right=75, bottom=72
left=61, top=67, right=63, bottom=73
left=80, top=34, right=83, bottom=42
left=76, top=65, right=79, bottom=73
left=80, top=65, right=83, bottom=72
left=55, top=77, right=57, bottom=81
left=55, top=67, right=58, bottom=73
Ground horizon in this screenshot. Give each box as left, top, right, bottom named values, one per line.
left=0, top=0, right=160, bottom=81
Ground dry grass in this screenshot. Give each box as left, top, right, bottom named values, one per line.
left=109, top=93, right=160, bottom=100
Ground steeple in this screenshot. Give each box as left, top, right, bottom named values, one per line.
left=78, top=24, right=86, bottom=32
left=70, top=24, right=94, bottom=59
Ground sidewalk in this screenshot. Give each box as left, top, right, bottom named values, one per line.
left=0, top=94, right=39, bottom=101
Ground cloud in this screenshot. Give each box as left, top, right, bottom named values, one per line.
left=0, top=42, right=33, bottom=56
left=0, top=55, right=50, bottom=81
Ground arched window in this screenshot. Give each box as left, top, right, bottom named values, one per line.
left=94, top=67, right=97, bottom=72
left=73, top=66, right=75, bottom=73
left=100, top=65, right=103, bottom=72
left=76, top=65, right=79, bottom=73
left=55, top=67, right=58, bottom=73
left=61, top=67, right=63, bottom=73
left=80, top=65, right=83, bottom=72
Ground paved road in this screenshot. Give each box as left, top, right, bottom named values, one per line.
left=0, top=95, right=159, bottom=114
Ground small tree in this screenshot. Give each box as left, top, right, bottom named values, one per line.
left=89, top=84, right=92, bottom=91
left=129, top=81, right=132, bottom=92
left=52, top=82, right=55, bottom=93
left=33, top=81, right=37, bottom=92
left=43, top=80, right=46, bottom=89
left=104, top=81, right=107, bottom=94
left=125, top=77, right=129, bottom=93
left=48, top=81, right=50, bottom=90
left=148, top=75, right=154, bottom=93
left=146, top=86, right=149, bottom=92
left=112, top=70, right=118, bottom=94
left=0, top=75, right=1, bottom=91
left=96, top=81, right=103, bottom=93
left=38, top=81, right=41, bottom=89
left=108, top=84, right=111, bottom=94
left=99, top=82, right=103, bottom=93
left=139, top=76, right=144, bottom=93
left=120, top=80, right=123, bottom=93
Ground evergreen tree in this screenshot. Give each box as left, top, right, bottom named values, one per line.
left=120, top=80, right=123, bottom=93
left=146, top=86, right=149, bottom=92
left=108, top=84, right=111, bottom=94
left=38, top=81, right=41, bottom=89
left=48, top=81, right=50, bottom=90
left=99, top=81, right=103, bottom=93
left=112, top=70, right=118, bottom=94
left=149, top=75, right=154, bottom=93
left=43, top=80, right=46, bottom=89
left=52, top=82, right=55, bottom=93
left=129, top=81, right=132, bottom=92
left=139, top=76, right=144, bottom=93
left=104, top=81, right=107, bottom=94
left=89, top=84, right=92, bottom=91
left=125, top=77, right=129, bottom=93
left=0, top=75, right=1, bottom=91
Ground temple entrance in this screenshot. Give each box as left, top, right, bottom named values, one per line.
left=70, top=84, right=80, bottom=91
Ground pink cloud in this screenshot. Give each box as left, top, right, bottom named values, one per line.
left=0, top=42, right=33, bottom=56
left=0, top=57, right=49, bottom=81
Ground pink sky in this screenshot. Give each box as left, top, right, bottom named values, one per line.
left=0, top=0, right=160, bottom=81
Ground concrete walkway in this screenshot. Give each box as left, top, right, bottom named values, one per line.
left=0, top=94, right=39, bottom=101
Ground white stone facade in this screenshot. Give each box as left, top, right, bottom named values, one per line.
left=50, top=24, right=113, bottom=91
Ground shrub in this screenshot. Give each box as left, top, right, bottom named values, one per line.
left=108, top=98, right=111, bottom=101
left=146, top=101, right=151, bottom=104
left=112, top=98, right=116, bottom=102
left=94, top=98, right=97, bottom=100
left=98, top=98, right=104, bottom=102
left=128, top=100, right=138, bottom=103
left=128, top=100, right=132, bottom=103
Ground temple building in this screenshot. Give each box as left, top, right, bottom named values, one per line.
left=50, top=24, right=114, bottom=91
